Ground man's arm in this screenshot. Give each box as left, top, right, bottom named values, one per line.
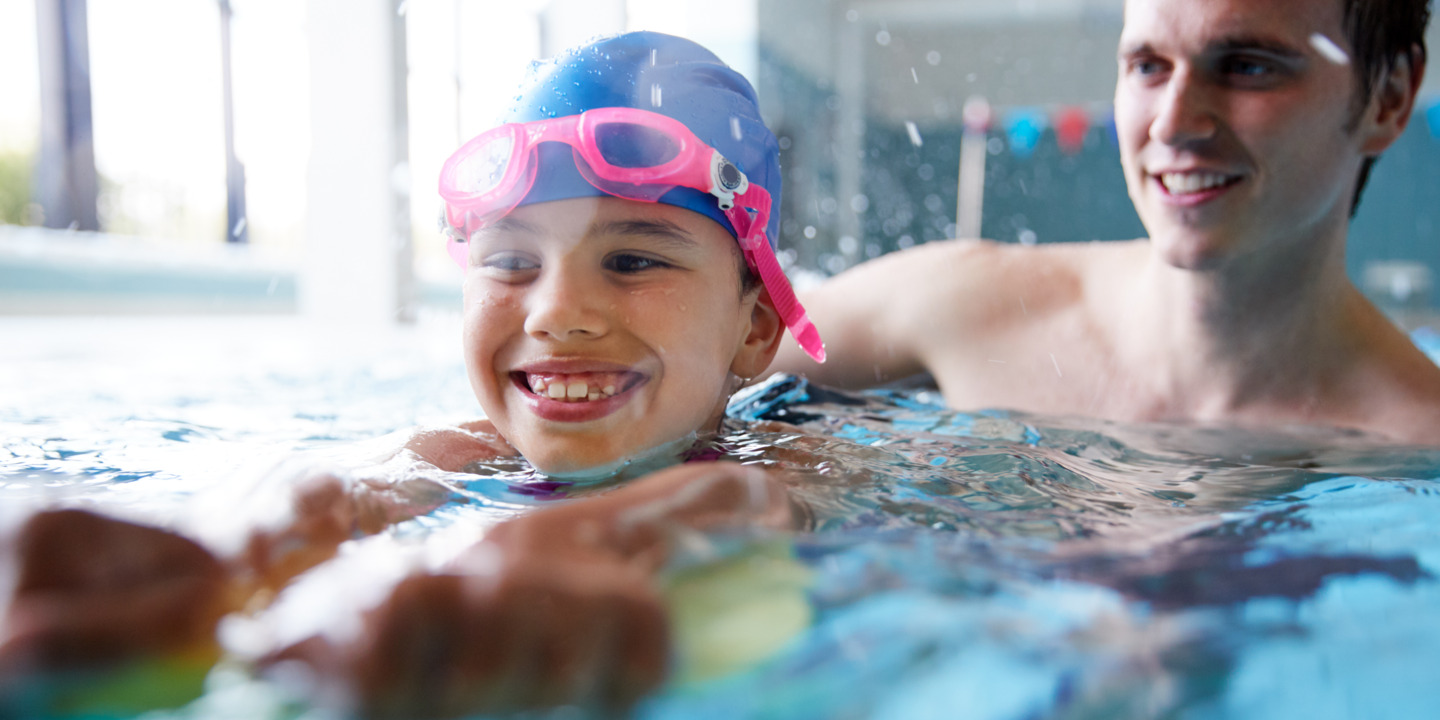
left=768, top=239, right=1007, bottom=388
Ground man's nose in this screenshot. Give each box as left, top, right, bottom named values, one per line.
left=523, top=264, right=609, bottom=341
left=1150, top=69, right=1219, bottom=146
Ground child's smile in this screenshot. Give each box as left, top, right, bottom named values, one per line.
left=461, top=196, right=776, bottom=476
left=511, top=365, right=647, bottom=423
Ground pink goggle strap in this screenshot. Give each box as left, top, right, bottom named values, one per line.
left=726, top=189, right=826, bottom=364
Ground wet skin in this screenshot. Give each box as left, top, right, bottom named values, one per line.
left=462, top=196, right=782, bottom=476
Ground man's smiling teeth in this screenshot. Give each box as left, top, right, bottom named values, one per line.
left=1160, top=172, right=1236, bottom=195
left=528, top=373, right=621, bottom=402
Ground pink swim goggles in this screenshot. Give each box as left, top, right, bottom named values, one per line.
left=438, top=107, right=824, bottom=363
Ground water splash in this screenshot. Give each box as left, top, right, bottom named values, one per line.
left=905, top=121, right=924, bottom=147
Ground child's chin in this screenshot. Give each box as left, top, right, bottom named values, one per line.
left=526, top=434, right=699, bottom=480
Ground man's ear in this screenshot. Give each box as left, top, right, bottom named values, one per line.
left=731, top=287, right=786, bottom=381
left=1361, top=44, right=1426, bottom=155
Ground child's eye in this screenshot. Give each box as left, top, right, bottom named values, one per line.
left=478, top=251, right=540, bottom=273
left=605, top=253, right=672, bottom=274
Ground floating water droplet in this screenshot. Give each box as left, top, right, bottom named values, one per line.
left=905, top=121, right=923, bottom=147
left=875, top=30, right=891, bottom=46
left=1309, top=33, right=1350, bottom=65
left=926, top=51, right=941, bottom=66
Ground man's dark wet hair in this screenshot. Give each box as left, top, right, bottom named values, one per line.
left=1345, top=0, right=1432, bottom=216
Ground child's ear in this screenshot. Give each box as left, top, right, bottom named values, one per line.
left=731, top=287, right=786, bottom=380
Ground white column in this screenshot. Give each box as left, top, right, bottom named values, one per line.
left=303, top=0, right=412, bottom=325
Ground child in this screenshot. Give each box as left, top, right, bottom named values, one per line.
left=426, top=26, right=823, bottom=479
left=2, top=30, right=820, bottom=717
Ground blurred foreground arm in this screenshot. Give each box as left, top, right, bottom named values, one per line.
left=211, top=421, right=514, bottom=594
left=267, top=461, right=806, bottom=718
left=0, top=510, right=230, bottom=678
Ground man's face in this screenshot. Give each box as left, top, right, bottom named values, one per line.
left=461, top=196, right=758, bottom=476
left=1114, top=0, right=1368, bottom=270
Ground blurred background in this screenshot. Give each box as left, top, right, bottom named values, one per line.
left=2, top=0, right=1438, bottom=325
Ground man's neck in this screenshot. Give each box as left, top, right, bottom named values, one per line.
left=1118, top=226, right=1369, bottom=417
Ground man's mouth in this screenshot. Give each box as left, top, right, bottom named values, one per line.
left=514, top=371, right=643, bottom=402
left=1158, top=171, right=1242, bottom=196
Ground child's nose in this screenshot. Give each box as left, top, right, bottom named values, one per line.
left=523, top=265, right=609, bottom=341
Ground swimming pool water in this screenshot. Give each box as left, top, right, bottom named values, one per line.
left=2, top=317, right=1439, bottom=718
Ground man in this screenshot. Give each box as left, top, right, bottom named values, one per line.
left=771, top=0, right=1440, bottom=445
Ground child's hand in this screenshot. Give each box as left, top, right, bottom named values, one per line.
left=484, top=461, right=807, bottom=572
left=260, top=462, right=802, bottom=717
left=0, top=509, right=230, bottom=673
left=270, top=555, right=669, bottom=718
left=228, top=421, right=513, bottom=592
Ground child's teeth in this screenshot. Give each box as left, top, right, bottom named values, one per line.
left=527, top=373, right=629, bottom=402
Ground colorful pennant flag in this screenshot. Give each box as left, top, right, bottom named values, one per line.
left=1004, top=109, right=1047, bottom=159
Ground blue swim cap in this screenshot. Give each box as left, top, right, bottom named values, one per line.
left=501, top=31, right=782, bottom=245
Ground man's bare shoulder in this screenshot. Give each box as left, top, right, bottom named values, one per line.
left=1349, top=330, right=1440, bottom=446
left=771, top=238, right=1148, bottom=386
left=868, top=238, right=1143, bottom=331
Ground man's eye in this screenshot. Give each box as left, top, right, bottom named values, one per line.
left=1126, top=57, right=1168, bottom=78
left=1221, top=57, right=1272, bottom=78
left=479, top=252, right=539, bottom=272
left=1133, top=59, right=1164, bottom=75
left=605, top=253, right=671, bottom=274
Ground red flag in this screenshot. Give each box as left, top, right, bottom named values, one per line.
left=1055, top=106, right=1090, bottom=155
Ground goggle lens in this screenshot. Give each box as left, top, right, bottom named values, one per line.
left=593, top=121, right=681, bottom=169
left=451, top=134, right=515, bottom=196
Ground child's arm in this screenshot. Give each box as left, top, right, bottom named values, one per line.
left=263, top=461, right=806, bottom=716
left=218, top=420, right=515, bottom=594
left=0, top=422, right=512, bottom=686
left=0, top=510, right=231, bottom=676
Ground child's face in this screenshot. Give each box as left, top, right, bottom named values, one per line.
left=461, top=196, right=773, bottom=476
